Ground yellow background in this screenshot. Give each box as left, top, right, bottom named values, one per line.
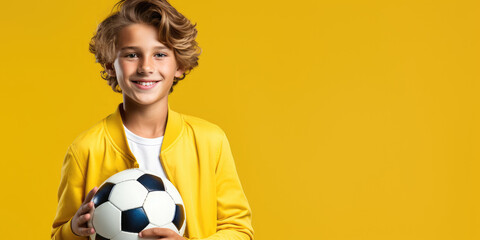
left=0, top=0, right=479, bottom=239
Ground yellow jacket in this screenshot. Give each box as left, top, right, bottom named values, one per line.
left=51, top=104, right=253, bottom=240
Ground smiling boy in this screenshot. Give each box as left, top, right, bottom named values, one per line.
left=51, top=0, right=253, bottom=239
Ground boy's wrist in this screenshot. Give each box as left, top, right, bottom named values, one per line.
left=60, top=218, right=86, bottom=240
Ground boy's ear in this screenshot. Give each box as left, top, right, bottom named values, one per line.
left=106, top=63, right=116, bottom=77
left=175, top=67, right=185, bottom=78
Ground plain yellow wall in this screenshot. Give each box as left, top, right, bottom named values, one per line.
left=0, top=0, right=479, bottom=239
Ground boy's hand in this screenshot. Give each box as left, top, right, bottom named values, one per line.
left=71, top=187, right=98, bottom=236
left=139, top=228, right=186, bottom=240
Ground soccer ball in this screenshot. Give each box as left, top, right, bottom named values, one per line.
left=90, top=168, right=186, bottom=240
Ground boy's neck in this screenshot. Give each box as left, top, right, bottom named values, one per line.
left=120, top=99, right=168, bottom=139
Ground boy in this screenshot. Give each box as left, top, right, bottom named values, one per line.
left=51, top=0, right=253, bottom=239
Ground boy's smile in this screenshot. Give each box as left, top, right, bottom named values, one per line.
left=107, top=23, right=184, bottom=106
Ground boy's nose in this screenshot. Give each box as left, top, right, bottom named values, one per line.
left=138, top=58, right=154, bottom=74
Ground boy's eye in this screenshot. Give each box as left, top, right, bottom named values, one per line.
left=155, top=53, right=167, bottom=58
left=125, top=53, right=137, bottom=58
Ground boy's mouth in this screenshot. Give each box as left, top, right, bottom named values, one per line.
left=132, top=80, right=161, bottom=86
left=131, top=80, right=162, bottom=89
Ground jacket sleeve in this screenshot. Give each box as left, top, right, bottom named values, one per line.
left=194, top=132, right=254, bottom=240
left=51, top=146, right=88, bottom=240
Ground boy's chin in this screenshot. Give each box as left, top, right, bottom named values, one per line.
left=125, top=95, right=169, bottom=107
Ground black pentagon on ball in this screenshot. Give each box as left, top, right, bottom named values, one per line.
left=137, top=174, right=165, bottom=192
left=173, top=204, right=185, bottom=230
left=92, top=182, right=115, bottom=208
left=122, top=207, right=150, bottom=233
left=94, top=233, right=109, bottom=240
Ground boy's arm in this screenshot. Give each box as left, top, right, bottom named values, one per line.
left=51, top=146, right=88, bottom=240
left=197, top=131, right=254, bottom=240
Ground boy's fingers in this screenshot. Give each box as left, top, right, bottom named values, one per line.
left=83, top=187, right=98, bottom=204
left=77, top=213, right=91, bottom=226
left=77, top=227, right=95, bottom=236
left=78, top=202, right=94, bottom=215
left=139, top=228, right=173, bottom=238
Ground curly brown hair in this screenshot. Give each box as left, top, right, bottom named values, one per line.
left=89, top=0, right=200, bottom=93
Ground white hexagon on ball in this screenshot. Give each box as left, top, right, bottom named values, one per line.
left=160, top=222, right=181, bottom=234
left=109, top=180, right=148, bottom=210
left=144, top=191, right=176, bottom=226
left=105, top=168, right=145, bottom=184
left=111, top=231, right=139, bottom=240
left=92, top=202, right=121, bottom=239
left=162, top=179, right=184, bottom=204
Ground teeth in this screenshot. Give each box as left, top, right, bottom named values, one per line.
left=136, top=81, right=156, bottom=86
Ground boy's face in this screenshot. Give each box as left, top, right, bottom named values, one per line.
left=107, top=23, right=184, bottom=106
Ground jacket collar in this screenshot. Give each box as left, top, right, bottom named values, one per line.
left=105, top=103, right=184, bottom=160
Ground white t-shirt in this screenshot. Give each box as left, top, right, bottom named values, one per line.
left=123, top=125, right=167, bottom=179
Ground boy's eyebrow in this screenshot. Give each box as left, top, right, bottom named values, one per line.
left=119, top=46, right=170, bottom=51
